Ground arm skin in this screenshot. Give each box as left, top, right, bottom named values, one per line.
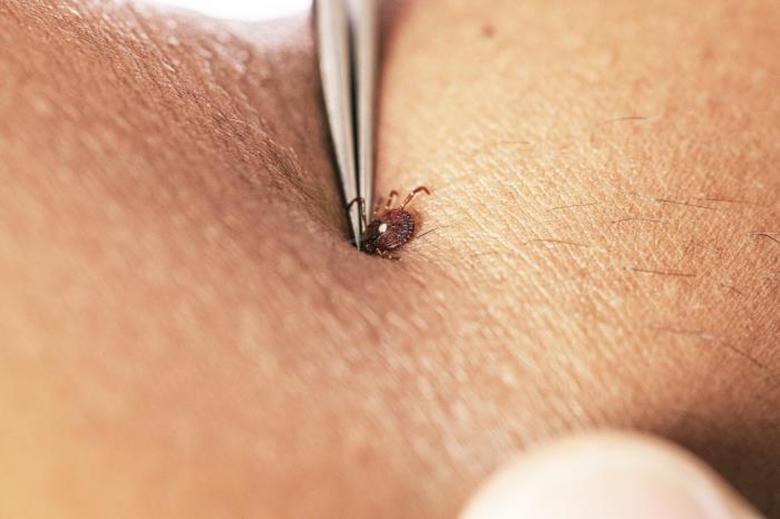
left=0, top=0, right=777, bottom=517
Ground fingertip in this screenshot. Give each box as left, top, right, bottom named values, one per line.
left=460, top=431, right=762, bottom=519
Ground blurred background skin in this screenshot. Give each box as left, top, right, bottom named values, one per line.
left=0, top=0, right=777, bottom=517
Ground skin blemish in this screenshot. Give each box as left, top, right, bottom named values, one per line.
left=347, top=186, right=431, bottom=260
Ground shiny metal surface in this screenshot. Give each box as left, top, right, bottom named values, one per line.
left=316, top=0, right=378, bottom=250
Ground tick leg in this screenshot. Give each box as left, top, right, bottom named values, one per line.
left=400, top=186, right=431, bottom=209
left=385, top=190, right=399, bottom=209
left=346, top=197, right=369, bottom=228
left=373, top=197, right=384, bottom=217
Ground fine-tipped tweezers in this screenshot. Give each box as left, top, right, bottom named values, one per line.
left=315, top=0, right=379, bottom=250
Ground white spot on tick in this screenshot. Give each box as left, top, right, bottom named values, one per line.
left=378, top=223, right=389, bottom=233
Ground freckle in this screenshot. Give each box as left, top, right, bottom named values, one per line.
left=481, top=23, right=495, bottom=38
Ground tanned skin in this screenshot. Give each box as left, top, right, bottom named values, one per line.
left=0, top=0, right=777, bottom=517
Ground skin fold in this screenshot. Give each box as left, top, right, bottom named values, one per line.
left=0, top=0, right=777, bottom=517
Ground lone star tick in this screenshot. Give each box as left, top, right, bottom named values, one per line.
left=348, top=186, right=431, bottom=259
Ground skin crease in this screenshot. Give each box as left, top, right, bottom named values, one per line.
left=0, top=0, right=777, bottom=517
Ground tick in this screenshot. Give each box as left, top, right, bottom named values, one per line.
left=348, top=186, right=431, bottom=259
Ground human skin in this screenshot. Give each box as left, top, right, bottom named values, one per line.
left=0, top=0, right=777, bottom=517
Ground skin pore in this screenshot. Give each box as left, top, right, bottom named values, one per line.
left=0, top=0, right=777, bottom=517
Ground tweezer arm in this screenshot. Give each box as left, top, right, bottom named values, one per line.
left=349, top=0, right=378, bottom=226
left=316, top=0, right=361, bottom=249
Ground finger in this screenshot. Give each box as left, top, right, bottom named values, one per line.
left=460, top=431, right=763, bottom=519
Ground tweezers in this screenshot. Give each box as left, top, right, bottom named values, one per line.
left=315, top=0, right=379, bottom=250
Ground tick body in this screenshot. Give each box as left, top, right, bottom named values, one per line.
left=349, top=186, right=431, bottom=259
